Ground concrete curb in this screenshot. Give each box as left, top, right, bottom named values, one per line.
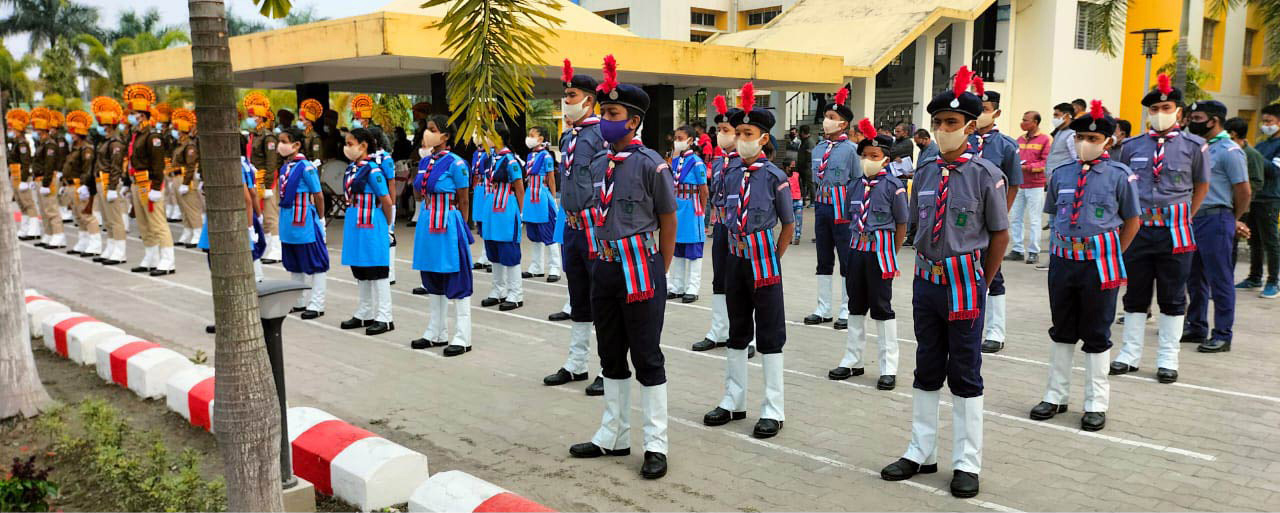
left=40, top=311, right=125, bottom=364
left=94, top=334, right=194, bottom=399
left=164, top=365, right=216, bottom=432
left=408, top=470, right=555, bottom=513
left=25, top=289, right=71, bottom=340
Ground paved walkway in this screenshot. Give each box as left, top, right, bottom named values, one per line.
left=19, top=213, right=1280, bottom=511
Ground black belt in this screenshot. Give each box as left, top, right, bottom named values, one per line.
left=1195, top=205, right=1231, bottom=217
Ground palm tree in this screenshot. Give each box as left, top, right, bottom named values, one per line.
left=228, top=7, right=272, bottom=36
left=283, top=4, right=328, bottom=26
left=0, top=44, right=37, bottom=109
left=75, top=27, right=189, bottom=98
left=0, top=0, right=101, bottom=54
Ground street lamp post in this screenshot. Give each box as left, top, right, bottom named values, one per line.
left=256, top=279, right=311, bottom=488
left=1132, top=28, right=1172, bottom=131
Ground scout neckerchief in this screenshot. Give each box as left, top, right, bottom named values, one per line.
left=1147, top=127, right=1180, bottom=183
left=490, top=148, right=515, bottom=212
left=816, top=133, right=847, bottom=182
left=596, top=138, right=642, bottom=227
left=817, top=134, right=851, bottom=222
left=471, top=150, right=490, bottom=192
left=913, top=147, right=983, bottom=320
left=526, top=145, right=548, bottom=204
left=674, top=150, right=704, bottom=217
left=418, top=150, right=455, bottom=233
left=344, top=158, right=377, bottom=228
left=1140, top=127, right=1196, bottom=253
left=975, top=125, right=998, bottom=155
left=1069, top=152, right=1110, bottom=227
left=562, top=116, right=599, bottom=178
left=852, top=169, right=899, bottom=279
left=731, top=157, right=783, bottom=288
left=931, top=147, right=974, bottom=244
left=277, top=154, right=311, bottom=226
left=595, top=138, right=657, bottom=302
left=712, top=150, right=738, bottom=224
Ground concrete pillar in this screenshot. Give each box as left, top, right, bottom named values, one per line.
left=295, top=83, right=330, bottom=112
left=951, top=20, right=974, bottom=72
left=642, top=84, right=675, bottom=155
left=848, top=78, right=875, bottom=122
left=429, top=73, right=448, bottom=116
left=913, top=32, right=936, bottom=129
left=994, top=0, right=1013, bottom=82
left=771, top=90, right=788, bottom=139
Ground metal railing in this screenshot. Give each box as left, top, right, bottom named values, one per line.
left=972, top=49, right=1003, bottom=82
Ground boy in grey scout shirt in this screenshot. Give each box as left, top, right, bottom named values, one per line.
left=542, top=59, right=607, bottom=398
left=829, top=118, right=909, bottom=391
left=569, top=56, right=677, bottom=481
left=880, top=67, right=1008, bottom=499
left=968, top=78, right=1024, bottom=354
left=1109, top=74, right=1209, bottom=384
left=806, top=86, right=860, bottom=330
left=1030, top=101, right=1141, bottom=433
left=701, top=84, right=794, bottom=440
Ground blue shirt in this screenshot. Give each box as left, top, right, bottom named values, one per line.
left=588, top=143, right=677, bottom=240
left=846, top=171, right=909, bottom=233
left=1118, top=129, right=1209, bottom=209
left=673, top=152, right=708, bottom=186
left=417, top=151, right=468, bottom=194
left=709, top=151, right=741, bottom=209
left=724, top=158, right=794, bottom=235
left=1200, top=133, right=1248, bottom=210
left=910, top=156, right=1010, bottom=260
left=810, top=138, right=859, bottom=190
left=970, top=128, right=1024, bottom=188
left=1044, top=159, right=1140, bottom=237
left=278, top=157, right=323, bottom=244
left=559, top=119, right=604, bottom=213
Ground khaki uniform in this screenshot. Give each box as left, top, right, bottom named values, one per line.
left=9, top=137, right=37, bottom=220
left=96, top=134, right=128, bottom=243
left=55, top=134, right=74, bottom=217
left=34, top=137, right=64, bottom=239
left=249, top=129, right=281, bottom=260
left=129, top=128, right=172, bottom=249
left=62, top=140, right=100, bottom=235
left=171, top=137, right=204, bottom=232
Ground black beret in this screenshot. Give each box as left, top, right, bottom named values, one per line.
left=1141, top=86, right=1183, bottom=106
left=1189, top=100, right=1227, bottom=119
left=927, top=89, right=983, bottom=121
left=857, top=134, right=895, bottom=155
left=826, top=102, right=854, bottom=122
left=599, top=84, right=650, bottom=116
left=1069, top=112, right=1117, bottom=135
left=729, top=108, right=775, bottom=133
left=564, top=74, right=599, bottom=97
left=715, top=108, right=743, bottom=125
left=980, top=90, right=1000, bottom=106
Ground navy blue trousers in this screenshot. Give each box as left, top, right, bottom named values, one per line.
left=724, top=253, right=786, bottom=354
left=1047, top=255, right=1117, bottom=353
left=590, top=253, right=667, bottom=386
left=1186, top=209, right=1236, bottom=342
left=845, top=249, right=895, bottom=320
left=710, top=223, right=728, bottom=294
left=1122, top=226, right=1193, bottom=315
left=912, top=277, right=986, bottom=398
left=814, top=203, right=852, bottom=276
left=561, top=225, right=593, bottom=322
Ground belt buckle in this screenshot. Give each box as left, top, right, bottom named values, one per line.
left=737, top=239, right=748, bottom=251
left=859, top=233, right=869, bottom=245
left=1071, top=241, right=1086, bottom=251
left=1152, top=211, right=1164, bottom=222
left=602, top=246, right=616, bottom=261
left=931, top=264, right=944, bottom=276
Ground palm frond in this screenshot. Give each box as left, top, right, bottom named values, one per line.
left=252, top=0, right=295, bottom=20
left=1087, top=0, right=1131, bottom=58
left=1204, top=0, right=1245, bottom=17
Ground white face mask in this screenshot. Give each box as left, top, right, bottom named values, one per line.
left=1075, top=139, right=1106, bottom=162
left=822, top=117, right=844, bottom=135
left=1260, top=123, right=1279, bottom=136
left=934, top=121, right=974, bottom=153
left=717, top=132, right=736, bottom=150
left=672, top=140, right=689, bottom=154
left=977, top=110, right=997, bottom=129
left=525, top=136, right=540, bottom=149
left=1051, top=116, right=1065, bottom=129
left=736, top=136, right=764, bottom=158
left=276, top=142, right=297, bottom=158
left=1149, top=108, right=1180, bottom=132
left=861, top=156, right=887, bottom=177
left=562, top=98, right=589, bottom=122
left=343, top=145, right=363, bottom=161
left=418, top=147, right=430, bottom=159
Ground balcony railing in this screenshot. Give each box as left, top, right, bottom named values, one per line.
left=972, top=49, right=1002, bottom=82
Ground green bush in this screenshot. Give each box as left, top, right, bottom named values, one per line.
left=0, top=456, right=58, bottom=512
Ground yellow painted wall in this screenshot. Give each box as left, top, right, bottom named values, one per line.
left=1120, top=0, right=1181, bottom=128
left=1198, top=13, right=1224, bottom=92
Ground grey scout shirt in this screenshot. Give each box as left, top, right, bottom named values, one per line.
left=971, top=129, right=1024, bottom=187
left=1117, top=130, right=1208, bottom=210
left=1047, top=127, right=1078, bottom=175
left=590, top=144, right=677, bottom=241
left=1200, top=134, right=1248, bottom=211
left=910, top=156, right=1010, bottom=261
left=846, top=172, right=909, bottom=234
left=810, top=138, right=859, bottom=193
left=1044, top=159, right=1140, bottom=238
left=724, top=158, right=795, bottom=236
left=559, top=121, right=604, bottom=213
left=709, top=152, right=742, bottom=210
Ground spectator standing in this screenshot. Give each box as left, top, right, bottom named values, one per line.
left=788, top=161, right=803, bottom=244
left=913, top=129, right=938, bottom=163
left=1046, top=103, right=1078, bottom=178
left=1236, top=105, right=1280, bottom=298
left=797, top=125, right=815, bottom=203
left=1010, top=111, right=1051, bottom=264
left=1113, top=119, right=1133, bottom=156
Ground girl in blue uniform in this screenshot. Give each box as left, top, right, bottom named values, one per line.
left=522, top=126, right=562, bottom=282
left=369, top=129, right=399, bottom=285
left=275, top=128, right=330, bottom=320
left=200, top=144, right=265, bottom=334
left=470, top=140, right=493, bottom=271
left=339, top=128, right=395, bottom=336
left=480, top=123, right=526, bottom=311
left=409, top=115, right=475, bottom=357
left=668, top=125, right=709, bottom=303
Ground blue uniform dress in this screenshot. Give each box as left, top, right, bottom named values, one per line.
left=481, top=149, right=523, bottom=265
left=198, top=157, right=266, bottom=260
left=278, top=155, right=330, bottom=274
left=412, top=151, right=474, bottom=299
left=341, top=159, right=391, bottom=274
left=470, top=150, right=492, bottom=227
left=672, top=150, right=708, bottom=259
left=523, top=146, right=557, bottom=243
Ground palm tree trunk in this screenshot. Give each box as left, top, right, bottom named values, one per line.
left=1173, top=0, right=1192, bottom=90
left=188, top=1, right=284, bottom=510
left=0, top=107, right=53, bottom=420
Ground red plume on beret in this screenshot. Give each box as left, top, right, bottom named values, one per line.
left=1090, top=99, right=1105, bottom=120
left=597, top=54, right=618, bottom=94
left=562, top=59, right=573, bottom=84
left=972, top=75, right=985, bottom=97
left=857, top=118, right=877, bottom=140
left=1157, top=72, right=1172, bottom=95
left=713, top=95, right=728, bottom=116
left=834, top=86, right=849, bottom=106
left=953, top=66, right=972, bottom=99
left=740, top=82, right=755, bottom=113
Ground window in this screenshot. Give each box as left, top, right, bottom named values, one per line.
left=690, top=33, right=710, bottom=43
left=691, top=11, right=717, bottom=27
left=746, top=8, right=781, bottom=26
left=1201, top=19, right=1217, bottom=59
left=1244, top=28, right=1257, bottom=66
left=600, top=10, right=629, bottom=26
left=1073, top=1, right=1099, bottom=51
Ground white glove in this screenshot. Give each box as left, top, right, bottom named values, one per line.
left=18, top=182, right=29, bottom=192
left=39, top=186, right=50, bottom=195
left=107, top=190, right=119, bottom=202
left=120, top=185, right=130, bottom=196
left=198, top=182, right=204, bottom=193
left=264, top=189, right=275, bottom=199
left=179, top=184, right=190, bottom=195
left=250, top=227, right=260, bottom=244
left=78, top=185, right=89, bottom=201
left=148, top=190, right=164, bottom=203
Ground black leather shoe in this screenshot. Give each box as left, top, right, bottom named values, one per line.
left=585, top=376, right=604, bottom=396
left=410, top=338, right=447, bottom=350
left=747, top=345, right=756, bottom=359
left=543, top=368, right=588, bottom=386
left=262, top=258, right=280, bottom=264
left=880, top=458, right=937, bottom=481
left=300, top=310, right=323, bottom=320
left=1109, top=361, right=1138, bottom=375
left=691, top=338, right=723, bottom=351
left=130, top=265, right=151, bottom=273
left=1081, top=411, right=1106, bottom=431
left=101, top=259, right=122, bottom=266
left=81, top=253, right=98, bottom=258
left=472, top=262, right=486, bottom=270
left=443, top=345, right=471, bottom=357
left=1197, top=339, right=1231, bottom=353
left=480, top=297, right=500, bottom=307
left=1157, top=368, right=1178, bottom=383
left=46, top=245, right=65, bottom=250
left=681, top=294, right=698, bottom=303
left=546, top=275, right=560, bottom=283
left=66, top=250, right=81, bottom=256
left=1181, top=332, right=1208, bottom=344
left=340, top=318, right=370, bottom=329
left=205, top=325, right=216, bottom=334
left=1003, top=251, right=1023, bottom=262
left=950, top=470, right=980, bottom=498
left=498, top=301, right=523, bottom=311
left=1025, top=253, right=1039, bottom=265
left=411, top=287, right=428, bottom=295
left=547, top=311, right=571, bottom=321
left=827, top=366, right=864, bottom=380
left=522, top=271, right=538, bottom=279
left=877, top=375, right=896, bottom=390
left=641, top=452, right=667, bottom=479
left=803, top=314, right=832, bottom=325
left=569, top=442, right=629, bottom=458
left=484, top=264, right=493, bottom=273
left=291, top=307, right=306, bottom=314
left=833, top=318, right=848, bottom=330
left=92, top=256, right=106, bottom=262
left=365, top=321, right=394, bottom=336
left=981, top=339, right=1004, bottom=353
left=703, top=407, right=746, bottom=426
left=149, top=269, right=175, bottom=276
left=1029, top=401, right=1067, bottom=421
left=666, top=292, right=681, bottom=300
left=752, top=418, right=782, bottom=439
left=34, top=242, right=48, bottom=248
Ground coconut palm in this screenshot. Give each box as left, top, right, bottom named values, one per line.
left=0, top=44, right=37, bottom=109
left=0, top=0, right=101, bottom=54
left=75, top=27, right=189, bottom=98
left=283, top=4, right=328, bottom=26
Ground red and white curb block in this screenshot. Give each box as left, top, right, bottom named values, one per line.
left=165, top=365, right=215, bottom=432
left=40, top=311, right=125, bottom=365
left=94, top=335, right=194, bottom=399
left=25, top=289, right=70, bottom=340
left=287, top=407, right=430, bottom=511
left=408, top=471, right=554, bottom=513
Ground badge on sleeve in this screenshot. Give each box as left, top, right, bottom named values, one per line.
left=152, top=138, right=162, bottom=147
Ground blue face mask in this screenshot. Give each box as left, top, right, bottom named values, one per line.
left=64, top=133, right=73, bottom=144
left=155, top=122, right=166, bottom=130
left=116, top=123, right=127, bottom=132
left=295, top=120, right=306, bottom=130
left=246, top=117, right=258, bottom=129
left=351, top=119, right=363, bottom=129
left=95, top=126, right=106, bottom=136
left=599, top=119, right=633, bottom=143
left=126, top=114, right=138, bottom=126
left=171, top=129, right=180, bottom=140
left=272, top=127, right=281, bottom=134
